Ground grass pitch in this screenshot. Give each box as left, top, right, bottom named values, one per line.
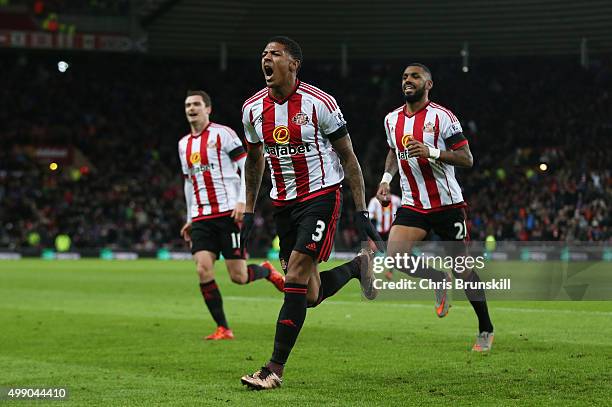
left=1, top=260, right=611, bottom=406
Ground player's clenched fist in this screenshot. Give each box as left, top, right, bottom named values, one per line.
left=232, top=202, right=245, bottom=222
left=180, top=222, right=192, bottom=241
left=180, top=222, right=192, bottom=242
left=406, top=140, right=430, bottom=158
left=239, top=212, right=254, bottom=256
left=376, top=182, right=391, bottom=207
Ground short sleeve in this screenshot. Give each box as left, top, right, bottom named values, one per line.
left=178, top=140, right=189, bottom=176
left=316, top=95, right=347, bottom=139
left=440, top=110, right=467, bottom=150
left=242, top=106, right=261, bottom=144
left=221, top=127, right=246, bottom=160
left=384, top=115, right=395, bottom=148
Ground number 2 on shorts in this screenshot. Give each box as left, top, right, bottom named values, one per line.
left=453, top=220, right=467, bottom=240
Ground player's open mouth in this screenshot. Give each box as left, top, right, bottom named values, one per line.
left=404, top=84, right=416, bottom=91
left=264, top=65, right=274, bottom=80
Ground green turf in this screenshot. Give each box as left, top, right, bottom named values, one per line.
left=1, top=260, right=611, bottom=406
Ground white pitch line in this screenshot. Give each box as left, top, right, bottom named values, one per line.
left=224, top=296, right=612, bottom=316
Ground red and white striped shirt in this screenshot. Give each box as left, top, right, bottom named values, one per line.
left=368, top=194, right=401, bottom=234
left=384, top=101, right=468, bottom=212
left=242, top=80, right=346, bottom=205
left=178, top=122, right=246, bottom=221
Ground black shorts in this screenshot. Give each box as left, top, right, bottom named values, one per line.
left=274, top=189, right=342, bottom=270
left=393, top=206, right=468, bottom=241
left=190, top=215, right=243, bottom=259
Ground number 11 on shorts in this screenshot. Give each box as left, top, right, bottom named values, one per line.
left=231, top=232, right=240, bottom=248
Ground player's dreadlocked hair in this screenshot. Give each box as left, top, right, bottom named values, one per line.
left=406, top=62, right=433, bottom=80
left=268, top=35, right=303, bottom=64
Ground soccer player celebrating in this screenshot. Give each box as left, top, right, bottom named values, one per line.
left=239, top=36, right=383, bottom=389
left=178, top=90, right=285, bottom=341
left=377, top=63, right=494, bottom=351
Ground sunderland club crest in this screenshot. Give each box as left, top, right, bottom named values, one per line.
left=291, top=112, right=310, bottom=126
left=423, top=122, right=436, bottom=133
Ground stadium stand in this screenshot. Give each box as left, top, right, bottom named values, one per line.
left=0, top=52, right=610, bottom=253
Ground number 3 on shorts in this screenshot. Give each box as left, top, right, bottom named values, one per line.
left=453, top=220, right=467, bottom=240
left=312, top=220, right=326, bottom=242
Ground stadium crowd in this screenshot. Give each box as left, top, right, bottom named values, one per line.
left=21, top=0, right=132, bottom=16
left=0, top=52, right=610, bottom=252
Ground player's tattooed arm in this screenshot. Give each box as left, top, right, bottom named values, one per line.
left=383, top=148, right=399, bottom=177
left=332, top=134, right=367, bottom=211
left=439, top=144, right=473, bottom=168
left=407, top=140, right=473, bottom=168
left=244, top=143, right=265, bottom=212
left=232, top=156, right=247, bottom=221
left=376, top=148, right=398, bottom=204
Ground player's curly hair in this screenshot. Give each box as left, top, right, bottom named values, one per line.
left=268, top=35, right=303, bottom=63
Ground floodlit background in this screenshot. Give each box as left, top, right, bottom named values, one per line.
left=0, top=1, right=610, bottom=405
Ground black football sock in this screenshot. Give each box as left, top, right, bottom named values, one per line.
left=407, top=267, right=445, bottom=281
left=309, top=257, right=361, bottom=307
left=457, top=271, right=494, bottom=333
left=199, top=280, right=229, bottom=328
left=399, top=266, right=446, bottom=282
left=246, top=264, right=270, bottom=283
left=266, top=360, right=284, bottom=377
left=270, top=283, right=308, bottom=366
left=471, top=300, right=493, bottom=334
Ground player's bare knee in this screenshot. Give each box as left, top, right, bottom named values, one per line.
left=286, top=253, right=314, bottom=283
left=386, top=246, right=400, bottom=260
left=225, top=261, right=247, bottom=284
left=306, top=289, right=320, bottom=306
left=194, top=252, right=215, bottom=281
left=229, top=271, right=247, bottom=285
left=196, top=263, right=214, bottom=281
left=285, top=269, right=308, bottom=284
left=386, top=242, right=413, bottom=261
left=230, top=275, right=244, bottom=284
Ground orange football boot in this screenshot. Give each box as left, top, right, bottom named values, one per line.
left=204, top=326, right=234, bottom=340
left=262, top=261, right=285, bottom=292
